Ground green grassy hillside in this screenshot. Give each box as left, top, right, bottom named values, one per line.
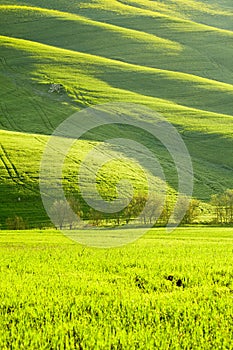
left=0, top=0, right=232, bottom=227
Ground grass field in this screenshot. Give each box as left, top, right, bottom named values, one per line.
left=0, top=227, right=233, bottom=348
left=0, top=2, right=233, bottom=348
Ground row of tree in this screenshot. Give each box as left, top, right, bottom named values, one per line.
left=5, top=189, right=232, bottom=229
left=49, top=193, right=201, bottom=229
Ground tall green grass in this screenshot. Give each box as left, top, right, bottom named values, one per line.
left=0, top=227, right=233, bottom=348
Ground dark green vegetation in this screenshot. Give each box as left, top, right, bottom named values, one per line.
left=211, top=189, right=233, bottom=223
left=0, top=228, right=233, bottom=348
left=0, top=0, right=233, bottom=227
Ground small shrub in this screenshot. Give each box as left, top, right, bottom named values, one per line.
left=6, top=216, right=26, bottom=230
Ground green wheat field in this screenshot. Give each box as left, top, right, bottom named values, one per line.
left=1, top=228, right=233, bottom=349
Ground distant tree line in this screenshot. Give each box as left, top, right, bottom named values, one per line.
left=4, top=189, right=233, bottom=230
left=48, top=193, right=202, bottom=229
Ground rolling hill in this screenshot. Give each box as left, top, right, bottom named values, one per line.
left=0, top=0, right=232, bottom=228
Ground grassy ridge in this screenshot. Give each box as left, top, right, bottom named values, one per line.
left=0, top=4, right=233, bottom=84
left=1, top=34, right=233, bottom=129
left=0, top=0, right=232, bottom=226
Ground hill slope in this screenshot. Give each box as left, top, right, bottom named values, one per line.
left=0, top=0, right=232, bottom=227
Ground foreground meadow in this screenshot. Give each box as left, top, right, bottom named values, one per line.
left=0, top=227, right=233, bottom=349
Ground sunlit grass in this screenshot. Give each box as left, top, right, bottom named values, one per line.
left=0, top=227, right=233, bottom=348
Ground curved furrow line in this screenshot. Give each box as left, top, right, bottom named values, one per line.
left=0, top=145, right=16, bottom=182
left=0, top=50, right=55, bottom=132
left=16, top=84, right=54, bottom=132
left=0, top=102, right=22, bottom=132
left=0, top=143, right=40, bottom=195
